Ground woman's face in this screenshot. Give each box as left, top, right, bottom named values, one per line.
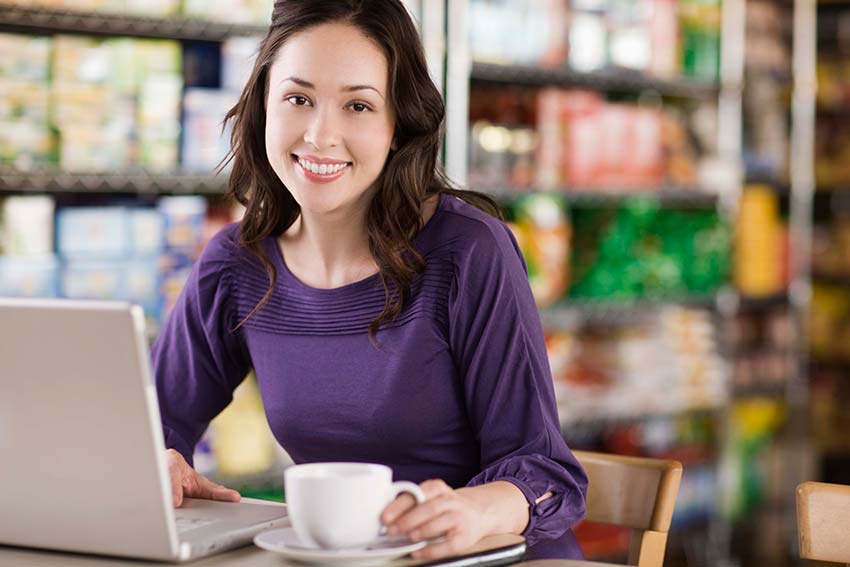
left=265, top=22, right=395, bottom=218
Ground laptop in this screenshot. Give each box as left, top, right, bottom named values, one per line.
left=0, top=298, right=288, bottom=562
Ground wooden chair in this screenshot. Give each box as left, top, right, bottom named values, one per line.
left=797, top=481, right=850, bottom=565
left=574, top=450, right=683, bottom=567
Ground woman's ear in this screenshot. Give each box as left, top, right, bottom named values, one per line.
left=391, top=137, right=398, bottom=151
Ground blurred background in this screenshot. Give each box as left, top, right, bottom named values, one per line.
left=0, top=0, right=845, bottom=565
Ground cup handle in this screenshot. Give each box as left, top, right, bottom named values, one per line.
left=390, top=481, right=426, bottom=505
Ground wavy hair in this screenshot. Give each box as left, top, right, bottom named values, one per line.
left=222, top=0, right=501, bottom=340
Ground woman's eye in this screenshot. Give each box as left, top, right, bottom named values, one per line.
left=287, top=95, right=310, bottom=106
left=349, top=102, right=370, bottom=113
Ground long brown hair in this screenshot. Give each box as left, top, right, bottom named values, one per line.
left=223, top=0, right=501, bottom=339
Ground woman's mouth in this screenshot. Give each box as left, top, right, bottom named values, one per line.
left=292, top=155, right=351, bottom=183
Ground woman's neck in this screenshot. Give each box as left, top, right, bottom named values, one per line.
left=279, top=204, right=377, bottom=289
left=278, top=194, right=440, bottom=289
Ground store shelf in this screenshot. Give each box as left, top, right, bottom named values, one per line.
left=812, top=272, right=850, bottom=287
left=483, top=187, right=720, bottom=208
left=0, top=3, right=266, bottom=40
left=810, top=356, right=850, bottom=375
left=470, top=62, right=719, bottom=99
left=0, top=168, right=228, bottom=195
left=733, top=382, right=790, bottom=399
left=736, top=292, right=790, bottom=311
left=541, top=295, right=720, bottom=328
left=560, top=405, right=723, bottom=433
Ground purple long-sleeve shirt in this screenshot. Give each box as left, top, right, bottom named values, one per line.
left=152, top=193, right=587, bottom=559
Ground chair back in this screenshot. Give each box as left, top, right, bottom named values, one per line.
left=574, top=450, right=683, bottom=567
left=797, top=481, right=850, bottom=565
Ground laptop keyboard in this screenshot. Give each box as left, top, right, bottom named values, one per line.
left=175, top=515, right=219, bottom=533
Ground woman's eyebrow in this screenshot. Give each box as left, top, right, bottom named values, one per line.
left=281, top=76, right=384, bottom=100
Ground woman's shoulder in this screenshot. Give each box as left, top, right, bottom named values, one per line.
left=423, top=194, right=519, bottom=260
left=196, top=221, right=260, bottom=274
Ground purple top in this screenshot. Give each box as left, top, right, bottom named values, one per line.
left=152, top=193, right=587, bottom=559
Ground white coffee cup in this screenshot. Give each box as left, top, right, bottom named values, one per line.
left=284, top=462, right=426, bottom=550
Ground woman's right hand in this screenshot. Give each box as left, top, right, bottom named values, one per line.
left=165, top=448, right=241, bottom=508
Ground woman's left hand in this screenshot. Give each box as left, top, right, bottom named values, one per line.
left=380, top=479, right=493, bottom=560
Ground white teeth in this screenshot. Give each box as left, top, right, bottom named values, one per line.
left=297, top=157, right=348, bottom=176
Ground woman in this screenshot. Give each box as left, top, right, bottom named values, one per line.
left=153, top=0, right=587, bottom=560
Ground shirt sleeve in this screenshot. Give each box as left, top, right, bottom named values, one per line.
left=448, top=220, right=588, bottom=547
left=151, top=226, right=252, bottom=467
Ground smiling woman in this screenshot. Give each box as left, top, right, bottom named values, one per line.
left=265, top=22, right=395, bottom=219
left=151, top=0, right=589, bottom=562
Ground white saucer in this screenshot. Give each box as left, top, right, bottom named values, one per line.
left=253, top=527, right=427, bottom=565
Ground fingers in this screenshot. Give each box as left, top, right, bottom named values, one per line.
left=381, top=493, right=418, bottom=526
left=383, top=479, right=449, bottom=526
left=407, top=511, right=456, bottom=542
left=165, top=449, right=186, bottom=508
left=412, top=532, right=464, bottom=561
left=193, top=474, right=242, bottom=503
left=164, top=449, right=241, bottom=507
left=388, top=493, right=451, bottom=534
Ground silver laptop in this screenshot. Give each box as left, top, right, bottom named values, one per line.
left=0, top=298, right=288, bottom=562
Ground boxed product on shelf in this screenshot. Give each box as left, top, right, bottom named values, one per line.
left=505, top=193, right=571, bottom=308
left=182, top=88, right=239, bottom=173
left=61, top=259, right=125, bottom=301
left=49, top=36, right=182, bottom=172
left=0, top=255, right=60, bottom=298
left=56, top=205, right=165, bottom=260
left=123, top=0, right=181, bottom=16
left=51, top=36, right=134, bottom=171
left=533, top=89, right=693, bottom=191
left=679, top=0, right=721, bottom=80
left=0, top=196, right=55, bottom=256
left=0, top=33, right=51, bottom=81
left=0, top=33, right=53, bottom=169
left=568, top=10, right=607, bottom=72
left=809, top=283, right=850, bottom=362
left=159, top=195, right=208, bottom=261
left=221, top=36, right=263, bottom=92
left=61, top=257, right=160, bottom=309
left=130, top=207, right=166, bottom=258
left=568, top=204, right=730, bottom=300
left=469, top=0, right=569, bottom=67
left=181, top=0, right=274, bottom=25
left=549, top=307, right=727, bottom=424
left=734, top=185, right=786, bottom=298
left=468, top=121, right=537, bottom=189
left=57, top=207, right=132, bottom=260
left=135, top=40, right=183, bottom=171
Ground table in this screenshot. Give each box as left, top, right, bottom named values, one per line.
left=0, top=536, right=626, bottom=567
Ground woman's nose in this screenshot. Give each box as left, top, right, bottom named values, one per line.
left=304, top=107, right=342, bottom=149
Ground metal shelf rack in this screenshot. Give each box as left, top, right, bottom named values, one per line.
left=0, top=168, right=228, bottom=195
left=0, top=3, right=266, bottom=40
left=470, top=62, right=720, bottom=100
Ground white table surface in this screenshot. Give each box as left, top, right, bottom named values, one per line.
left=0, top=537, right=628, bottom=567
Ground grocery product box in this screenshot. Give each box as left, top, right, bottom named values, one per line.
left=57, top=207, right=131, bottom=259
left=182, top=88, right=239, bottom=173
left=159, top=196, right=208, bottom=262
left=221, top=37, right=262, bottom=92
left=0, top=255, right=60, bottom=298
left=0, top=195, right=55, bottom=256
left=57, top=206, right=166, bottom=260
left=0, top=34, right=51, bottom=82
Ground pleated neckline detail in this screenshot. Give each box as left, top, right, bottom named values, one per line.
left=233, top=194, right=453, bottom=336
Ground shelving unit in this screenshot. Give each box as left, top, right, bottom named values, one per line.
left=470, top=61, right=720, bottom=99
left=0, top=168, right=229, bottom=195
left=485, top=187, right=721, bottom=209
left=0, top=3, right=266, bottom=40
